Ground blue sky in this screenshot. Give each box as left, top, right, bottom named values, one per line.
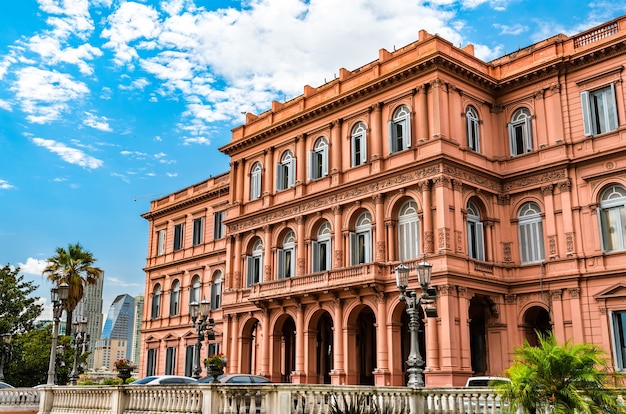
left=1, top=0, right=625, bottom=320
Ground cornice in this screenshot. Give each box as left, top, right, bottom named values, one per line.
left=141, top=185, right=230, bottom=221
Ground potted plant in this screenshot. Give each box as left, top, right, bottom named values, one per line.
left=114, top=359, right=134, bottom=382
left=203, top=353, right=228, bottom=381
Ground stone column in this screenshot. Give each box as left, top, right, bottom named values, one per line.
left=330, top=297, right=346, bottom=384
left=264, top=147, right=274, bottom=198
left=452, top=180, right=464, bottom=254
left=550, top=290, right=565, bottom=340
left=374, top=292, right=390, bottom=386
left=233, top=234, right=242, bottom=289
left=421, top=181, right=433, bottom=254
left=297, top=216, right=306, bottom=276
left=263, top=225, right=272, bottom=282
left=559, top=180, right=575, bottom=257
left=416, top=85, right=429, bottom=142
left=374, top=193, right=386, bottom=262
left=292, top=303, right=306, bottom=383
left=332, top=206, right=344, bottom=268
left=296, top=134, right=307, bottom=185
left=567, top=288, right=584, bottom=343
left=542, top=184, right=558, bottom=259
left=434, top=177, right=451, bottom=252
left=330, top=119, right=343, bottom=186
left=231, top=313, right=240, bottom=373
left=458, top=287, right=471, bottom=371
left=370, top=103, right=383, bottom=164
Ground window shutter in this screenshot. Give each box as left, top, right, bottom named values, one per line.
left=580, top=91, right=592, bottom=136
left=364, top=231, right=372, bottom=263
left=349, top=232, right=357, bottom=265
left=507, top=123, right=516, bottom=155
left=307, top=151, right=314, bottom=180
left=312, top=241, right=319, bottom=272
left=322, top=146, right=328, bottom=176
left=246, top=256, right=254, bottom=286
left=476, top=222, right=485, bottom=261
left=289, top=158, right=296, bottom=187
left=276, top=163, right=283, bottom=190
left=404, top=113, right=412, bottom=148
left=524, top=117, right=533, bottom=152
left=362, top=131, right=367, bottom=164
left=387, top=121, right=394, bottom=153
left=277, top=249, right=285, bottom=278
left=608, top=83, right=618, bottom=131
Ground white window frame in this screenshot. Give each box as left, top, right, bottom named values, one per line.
left=398, top=200, right=420, bottom=262
left=211, top=271, right=222, bottom=310
left=351, top=122, right=367, bottom=167
left=308, top=137, right=329, bottom=180
left=189, top=275, right=200, bottom=305
left=467, top=201, right=485, bottom=261
left=173, top=223, right=184, bottom=251
left=350, top=212, right=372, bottom=265
left=184, top=345, right=194, bottom=377
left=518, top=202, right=545, bottom=264
left=246, top=240, right=264, bottom=287
left=276, top=150, right=296, bottom=191
left=581, top=83, right=618, bottom=136
left=611, top=310, right=626, bottom=371
left=192, top=217, right=204, bottom=246
left=157, top=229, right=166, bottom=256
left=466, top=105, right=480, bottom=152
left=277, top=231, right=296, bottom=279
left=146, top=348, right=157, bottom=376
left=165, top=346, right=176, bottom=375
left=213, top=211, right=225, bottom=239
left=169, top=279, right=180, bottom=316
left=599, top=185, right=626, bottom=252
left=151, top=284, right=161, bottom=319
left=508, top=108, right=533, bottom=156
left=312, top=222, right=332, bottom=272
left=388, top=105, right=411, bottom=153
left=250, top=162, right=262, bottom=200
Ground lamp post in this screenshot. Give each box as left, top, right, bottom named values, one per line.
left=69, top=318, right=89, bottom=386
left=189, top=299, right=215, bottom=379
left=395, top=255, right=437, bottom=387
left=47, top=282, right=69, bottom=385
left=0, top=333, right=12, bottom=382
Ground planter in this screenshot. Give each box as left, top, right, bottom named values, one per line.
left=206, top=363, right=224, bottom=383
left=117, top=368, right=132, bottom=382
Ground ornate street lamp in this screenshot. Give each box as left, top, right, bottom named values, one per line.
left=395, top=255, right=437, bottom=387
left=189, top=299, right=215, bottom=379
left=47, top=282, right=69, bottom=385
left=69, top=318, right=89, bottom=386
left=0, top=333, right=12, bottom=382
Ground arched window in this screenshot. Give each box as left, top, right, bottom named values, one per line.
left=277, top=230, right=296, bottom=279
left=312, top=221, right=332, bottom=272
left=518, top=202, right=545, bottom=264
left=350, top=212, right=372, bottom=265
left=189, top=275, right=200, bottom=305
left=308, top=137, right=329, bottom=180
left=250, top=162, right=262, bottom=200
left=151, top=284, right=161, bottom=319
left=599, top=185, right=626, bottom=252
left=398, top=200, right=420, bottom=261
left=467, top=201, right=485, bottom=261
left=246, top=239, right=264, bottom=286
left=211, top=271, right=222, bottom=310
left=351, top=122, right=367, bottom=167
left=466, top=105, right=480, bottom=152
left=276, top=150, right=295, bottom=191
left=388, top=105, right=411, bottom=153
left=508, top=107, right=533, bottom=156
left=169, top=279, right=180, bottom=316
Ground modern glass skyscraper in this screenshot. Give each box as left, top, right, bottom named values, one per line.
left=94, top=294, right=135, bottom=369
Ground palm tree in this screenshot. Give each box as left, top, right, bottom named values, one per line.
left=43, top=243, right=102, bottom=336
left=497, top=331, right=626, bottom=413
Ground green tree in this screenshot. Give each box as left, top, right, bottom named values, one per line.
left=43, top=243, right=102, bottom=336
left=498, top=331, right=626, bottom=413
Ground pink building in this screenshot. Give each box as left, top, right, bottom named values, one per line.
left=141, top=15, right=626, bottom=387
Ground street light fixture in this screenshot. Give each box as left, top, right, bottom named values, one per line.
left=69, top=318, right=89, bottom=386
left=47, top=282, right=69, bottom=385
left=189, top=299, right=215, bottom=379
left=0, top=333, right=12, bottom=382
left=395, top=254, right=437, bottom=387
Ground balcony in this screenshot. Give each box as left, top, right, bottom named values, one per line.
left=248, top=263, right=386, bottom=303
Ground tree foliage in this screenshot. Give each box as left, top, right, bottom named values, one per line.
left=497, top=331, right=626, bottom=413
left=0, top=264, right=43, bottom=336
left=43, top=242, right=102, bottom=336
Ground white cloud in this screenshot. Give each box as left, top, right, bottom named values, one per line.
left=83, top=111, right=112, bottom=131
left=18, top=257, right=47, bottom=275
left=32, top=137, right=103, bottom=169
left=0, top=99, right=12, bottom=111
left=0, top=179, right=15, bottom=190
left=12, top=67, right=89, bottom=124
left=27, top=35, right=102, bottom=75
left=493, top=23, right=528, bottom=36
left=106, top=276, right=142, bottom=288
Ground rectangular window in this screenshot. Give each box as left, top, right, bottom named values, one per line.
left=387, top=116, right=411, bottom=153
left=207, top=343, right=220, bottom=359
left=192, top=217, right=204, bottom=246
left=467, top=221, right=485, bottom=261
left=581, top=84, right=618, bottom=136
left=165, top=346, right=176, bottom=375
left=312, top=240, right=331, bottom=272
left=173, top=223, right=184, bottom=251
left=398, top=219, right=419, bottom=262
left=146, top=348, right=157, bottom=376
left=277, top=248, right=294, bottom=278
left=211, top=281, right=222, bottom=310
left=246, top=255, right=262, bottom=287
left=157, top=229, right=166, bottom=255
left=213, top=211, right=225, bottom=239
left=519, top=221, right=545, bottom=264
left=600, top=206, right=626, bottom=252
left=184, top=345, right=194, bottom=377
left=611, top=311, right=626, bottom=370
left=350, top=231, right=371, bottom=265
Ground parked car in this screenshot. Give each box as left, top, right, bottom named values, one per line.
left=465, top=376, right=510, bottom=387
left=464, top=376, right=512, bottom=412
left=0, top=382, right=14, bottom=389
left=130, top=375, right=197, bottom=385
left=197, top=374, right=271, bottom=384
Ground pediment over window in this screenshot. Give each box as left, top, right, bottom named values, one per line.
left=145, top=335, right=160, bottom=344
left=594, top=283, right=626, bottom=300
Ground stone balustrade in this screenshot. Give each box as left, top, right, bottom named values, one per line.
left=0, top=388, right=39, bottom=413
left=19, top=384, right=526, bottom=414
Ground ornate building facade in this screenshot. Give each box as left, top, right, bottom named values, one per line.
left=140, top=16, right=626, bottom=386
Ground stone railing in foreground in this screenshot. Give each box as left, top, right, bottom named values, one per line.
left=35, top=383, right=521, bottom=414
left=0, top=388, right=39, bottom=413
